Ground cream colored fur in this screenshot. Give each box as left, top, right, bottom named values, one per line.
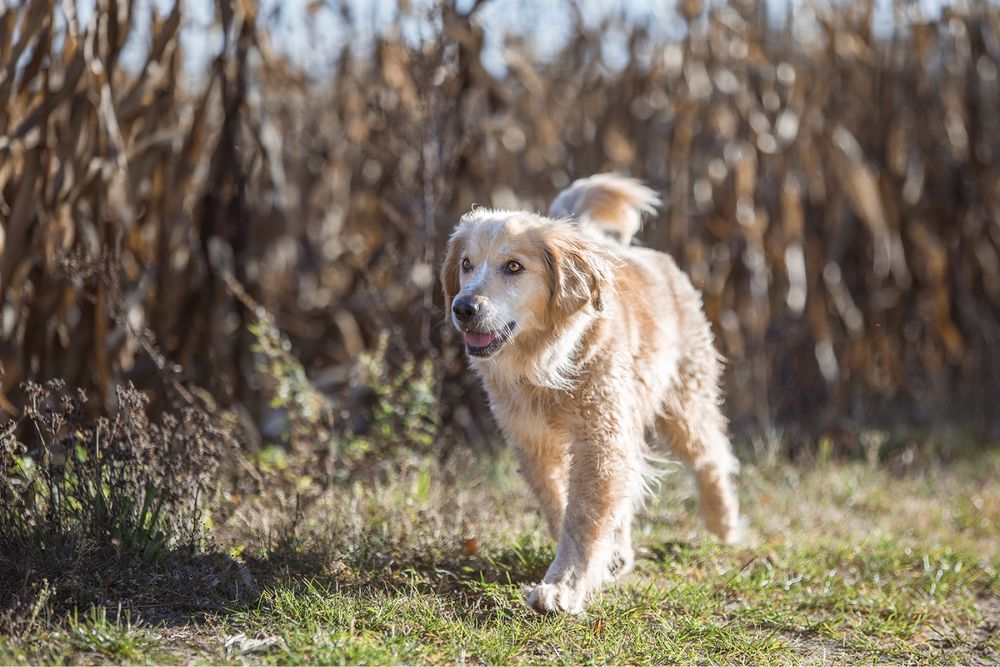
left=441, top=174, right=741, bottom=614
left=548, top=173, right=660, bottom=245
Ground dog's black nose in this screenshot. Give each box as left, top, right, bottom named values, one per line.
left=452, top=296, right=480, bottom=322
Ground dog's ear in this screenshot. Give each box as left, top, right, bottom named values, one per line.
left=543, top=225, right=615, bottom=316
left=440, top=232, right=466, bottom=313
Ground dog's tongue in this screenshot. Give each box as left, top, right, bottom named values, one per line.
left=464, top=331, right=496, bottom=348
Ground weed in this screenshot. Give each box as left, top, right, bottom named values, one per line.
left=0, top=380, right=238, bottom=622
left=65, top=606, right=153, bottom=662
left=249, top=315, right=334, bottom=454
left=345, top=333, right=440, bottom=465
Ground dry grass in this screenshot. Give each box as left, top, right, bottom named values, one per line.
left=1, top=445, right=998, bottom=664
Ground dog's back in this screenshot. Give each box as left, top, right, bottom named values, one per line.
left=548, top=174, right=661, bottom=245
left=550, top=173, right=741, bottom=543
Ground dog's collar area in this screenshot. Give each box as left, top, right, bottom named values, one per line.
left=464, top=322, right=516, bottom=357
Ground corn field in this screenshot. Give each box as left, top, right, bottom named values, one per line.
left=1, top=0, right=999, bottom=449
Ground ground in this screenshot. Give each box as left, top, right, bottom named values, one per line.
left=1, top=445, right=998, bottom=665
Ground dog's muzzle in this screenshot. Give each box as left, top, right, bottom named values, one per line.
left=452, top=296, right=515, bottom=358
left=460, top=322, right=515, bottom=357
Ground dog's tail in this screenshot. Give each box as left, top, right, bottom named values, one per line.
left=548, top=174, right=661, bottom=245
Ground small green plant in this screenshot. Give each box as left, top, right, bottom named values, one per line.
left=347, top=333, right=440, bottom=461
left=0, top=380, right=234, bottom=616
left=249, top=316, right=335, bottom=452
left=247, top=305, right=439, bottom=472
left=65, top=606, right=153, bottom=662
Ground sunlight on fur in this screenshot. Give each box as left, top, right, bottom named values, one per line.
left=441, top=174, right=742, bottom=614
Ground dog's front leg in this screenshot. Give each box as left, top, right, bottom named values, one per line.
left=526, top=427, right=641, bottom=614
left=514, top=437, right=569, bottom=540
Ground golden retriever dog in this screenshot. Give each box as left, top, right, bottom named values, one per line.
left=441, top=174, right=741, bottom=614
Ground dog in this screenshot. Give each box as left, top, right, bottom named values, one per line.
left=441, top=174, right=741, bottom=614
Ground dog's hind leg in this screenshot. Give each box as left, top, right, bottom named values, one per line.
left=608, top=509, right=635, bottom=578
left=657, top=370, right=742, bottom=544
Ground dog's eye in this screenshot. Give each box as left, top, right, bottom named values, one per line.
left=461, top=258, right=472, bottom=272
left=505, top=259, right=524, bottom=274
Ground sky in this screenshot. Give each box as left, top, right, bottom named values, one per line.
left=68, top=0, right=951, bottom=78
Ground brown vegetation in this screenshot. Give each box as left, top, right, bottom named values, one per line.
left=1, top=0, right=999, bottom=447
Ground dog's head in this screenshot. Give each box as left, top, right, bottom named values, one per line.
left=441, top=209, right=614, bottom=359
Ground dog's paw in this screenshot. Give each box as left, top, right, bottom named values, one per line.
left=525, top=582, right=586, bottom=615
left=701, top=499, right=743, bottom=545
left=706, top=514, right=744, bottom=545
left=723, top=517, right=748, bottom=545
left=607, top=545, right=635, bottom=579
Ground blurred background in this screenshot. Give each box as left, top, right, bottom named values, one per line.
left=2, top=0, right=999, bottom=458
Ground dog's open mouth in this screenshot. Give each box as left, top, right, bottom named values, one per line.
left=463, top=322, right=515, bottom=357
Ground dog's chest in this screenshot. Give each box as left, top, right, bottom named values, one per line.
left=479, top=373, right=565, bottom=446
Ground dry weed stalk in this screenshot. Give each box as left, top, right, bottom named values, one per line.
left=0, top=0, right=998, bottom=445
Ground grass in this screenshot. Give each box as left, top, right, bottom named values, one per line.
left=1, top=446, right=998, bottom=665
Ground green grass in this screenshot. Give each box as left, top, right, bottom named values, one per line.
left=2, top=448, right=999, bottom=665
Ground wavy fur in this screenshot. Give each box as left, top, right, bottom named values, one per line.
left=441, top=175, right=741, bottom=614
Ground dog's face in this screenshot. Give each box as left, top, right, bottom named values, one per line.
left=441, top=210, right=613, bottom=359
